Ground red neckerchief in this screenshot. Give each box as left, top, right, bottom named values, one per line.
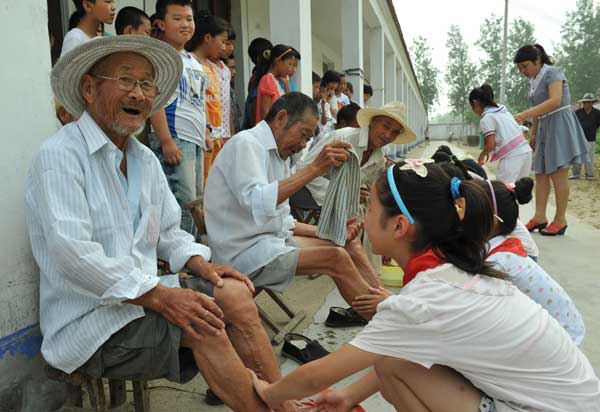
left=489, top=237, right=528, bottom=257
left=403, top=249, right=445, bottom=285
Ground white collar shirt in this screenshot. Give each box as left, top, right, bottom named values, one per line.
left=204, top=121, right=296, bottom=275
left=25, top=112, right=210, bottom=373
left=296, top=127, right=385, bottom=206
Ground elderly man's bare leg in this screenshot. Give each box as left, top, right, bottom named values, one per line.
left=294, top=236, right=371, bottom=304
left=180, top=323, right=269, bottom=412
left=208, top=279, right=299, bottom=412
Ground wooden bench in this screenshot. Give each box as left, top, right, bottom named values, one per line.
left=45, top=365, right=150, bottom=412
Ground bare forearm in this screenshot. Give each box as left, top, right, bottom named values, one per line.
left=339, top=370, right=380, bottom=405
left=277, top=165, right=322, bottom=204
left=293, top=222, right=317, bottom=237
left=150, top=110, right=174, bottom=146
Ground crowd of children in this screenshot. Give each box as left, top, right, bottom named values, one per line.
left=48, top=2, right=599, bottom=410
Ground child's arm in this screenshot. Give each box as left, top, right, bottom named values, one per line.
left=150, top=109, right=182, bottom=165
left=260, top=94, right=272, bottom=122
left=313, top=370, right=380, bottom=410
left=478, top=133, right=496, bottom=165
left=253, top=344, right=382, bottom=410
left=320, top=100, right=328, bottom=126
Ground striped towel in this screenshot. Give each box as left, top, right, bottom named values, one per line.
left=316, top=147, right=361, bottom=246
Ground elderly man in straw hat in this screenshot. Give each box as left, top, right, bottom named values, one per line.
left=570, top=93, right=600, bottom=180
left=25, top=36, right=298, bottom=412
left=295, top=101, right=416, bottom=318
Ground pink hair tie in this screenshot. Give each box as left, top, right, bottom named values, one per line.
left=486, top=180, right=504, bottom=223
left=505, top=182, right=516, bottom=191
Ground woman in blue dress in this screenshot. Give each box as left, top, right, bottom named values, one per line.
left=513, top=44, right=589, bottom=236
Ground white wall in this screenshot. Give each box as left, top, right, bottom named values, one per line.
left=312, top=34, right=342, bottom=75
left=0, top=0, right=58, bottom=408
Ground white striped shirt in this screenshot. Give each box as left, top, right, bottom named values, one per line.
left=25, top=112, right=210, bottom=373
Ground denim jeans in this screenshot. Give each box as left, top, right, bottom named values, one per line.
left=149, top=133, right=204, bottom=235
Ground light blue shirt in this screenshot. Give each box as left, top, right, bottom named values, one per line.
left=204, top=121, right=296, bottom=275
left=25, top=112, right=210, bottom=373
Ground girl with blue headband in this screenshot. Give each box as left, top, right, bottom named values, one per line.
left=249, top=161, right=599, bottom=412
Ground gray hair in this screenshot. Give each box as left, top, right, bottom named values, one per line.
left=264, top=92, right=318, bottom=127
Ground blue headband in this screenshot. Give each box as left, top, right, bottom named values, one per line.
left=450, top=177, right=462, bottom=200
left=387, top=165, right=415, bottom=225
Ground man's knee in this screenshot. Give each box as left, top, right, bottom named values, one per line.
left=324, top=246, right=353, bottom=273
left=214, top=278, right=258, bottom=321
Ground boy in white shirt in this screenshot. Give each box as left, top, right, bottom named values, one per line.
left=61, top=0, right=116, bottom=57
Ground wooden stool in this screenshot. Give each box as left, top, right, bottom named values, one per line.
left=45, top=365, right=150, bottom=412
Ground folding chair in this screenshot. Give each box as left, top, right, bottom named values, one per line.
left=184, top=200, right=305, bottom=345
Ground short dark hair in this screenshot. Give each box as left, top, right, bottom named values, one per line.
left=337, top=102, right=361, bottom=124
left=363, top=84, right=373, bottom=96
left=321, top=70, right=341, bottom=87
left=312, top=72, right=321, bottom=83
left=115, top=6, right=150, bottom=35
left=264, top=92, right=318, bottom=127
left=227, top=27, right=236, bottom=41
left=155, top=0, right=192, bottom=20
left=248, top=37, right=273, bottom=65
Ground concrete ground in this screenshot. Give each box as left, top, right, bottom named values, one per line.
left=120, top=141, right=599, bottom=411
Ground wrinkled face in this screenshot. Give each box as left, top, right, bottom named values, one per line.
left=336, top=76, right=347, bottom=94
left=158, top=5, right=195, bottom=48
left=86, top=0, right=116, bottom=24
left=275, top=111, right=318, bottom=159
left=128, top=17, right=151, bottom=36
left=222, top=39, right=234, bottom=58
left=83, top=52, right=154, bottom=139
left=226, top=58, right=236, bottom=79
left=368, top=116, right=404, bottom=148
left=516, top=58, right=541, bottom=79
left=205, top=32, right=227, bottom=59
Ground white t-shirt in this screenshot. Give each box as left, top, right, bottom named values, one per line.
left=480, top=105, right=531, bottom=160
left=162, top=51, right=208, bottom=149
left=60, top=28, right=92, bottom=57
left=336, top=93, right=350, bottom=107
left=509, top=219, right=539, bottom=257
left=351, top=264, right=600, bottom=412
left=487, top=236, right=585, bottom=345
left=328, top=95, right=339, bottom=116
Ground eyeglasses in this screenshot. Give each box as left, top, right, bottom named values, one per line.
left=93, top=75, right=160, bottom=97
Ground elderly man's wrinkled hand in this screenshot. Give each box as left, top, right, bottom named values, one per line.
left=312, top=141, right=352, bottom=174
left=194, top=261, right=256, bottom=295
left=155, top=286, right=225, bottom=340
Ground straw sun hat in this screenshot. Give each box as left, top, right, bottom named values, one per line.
left=357, top=101, right=417, bottom=144
left=579, top=93, right=598, bottom=103
left=51, top=35, right=183, bottom=116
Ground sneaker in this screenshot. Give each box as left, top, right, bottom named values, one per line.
left=568, top=175, right=580, bottom=180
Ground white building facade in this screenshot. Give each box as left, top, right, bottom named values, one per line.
left=0, top=0, right=426, bottom=408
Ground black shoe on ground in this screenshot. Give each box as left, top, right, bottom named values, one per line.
left=281, top=333, right=329, bottom=365
left=325, top=307, right=368, bottom=328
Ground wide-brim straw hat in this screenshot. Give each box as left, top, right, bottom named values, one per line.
left=357, top=101, right=417, bottom=144
left=51, top=35, right=183, bottom=116
left=579, top=93, right=597, bottom=103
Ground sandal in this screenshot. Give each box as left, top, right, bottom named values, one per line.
left=525, top=219, right=548, bottom=232
left=281, top=333, right=329, bottom=365
left=540, top=222, right=568, bottom=236
left=325, top=307, right=368, bottom=328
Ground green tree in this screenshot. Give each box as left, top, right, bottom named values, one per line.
left=475, top=14, right=503, bottom=94
left=411, top=36, right=439, bottom=113
left=445, top=25, right=479, bottom=125
left=556, top=0, right=600, bottom=101
left=506, top=17, right=536, bottom=113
